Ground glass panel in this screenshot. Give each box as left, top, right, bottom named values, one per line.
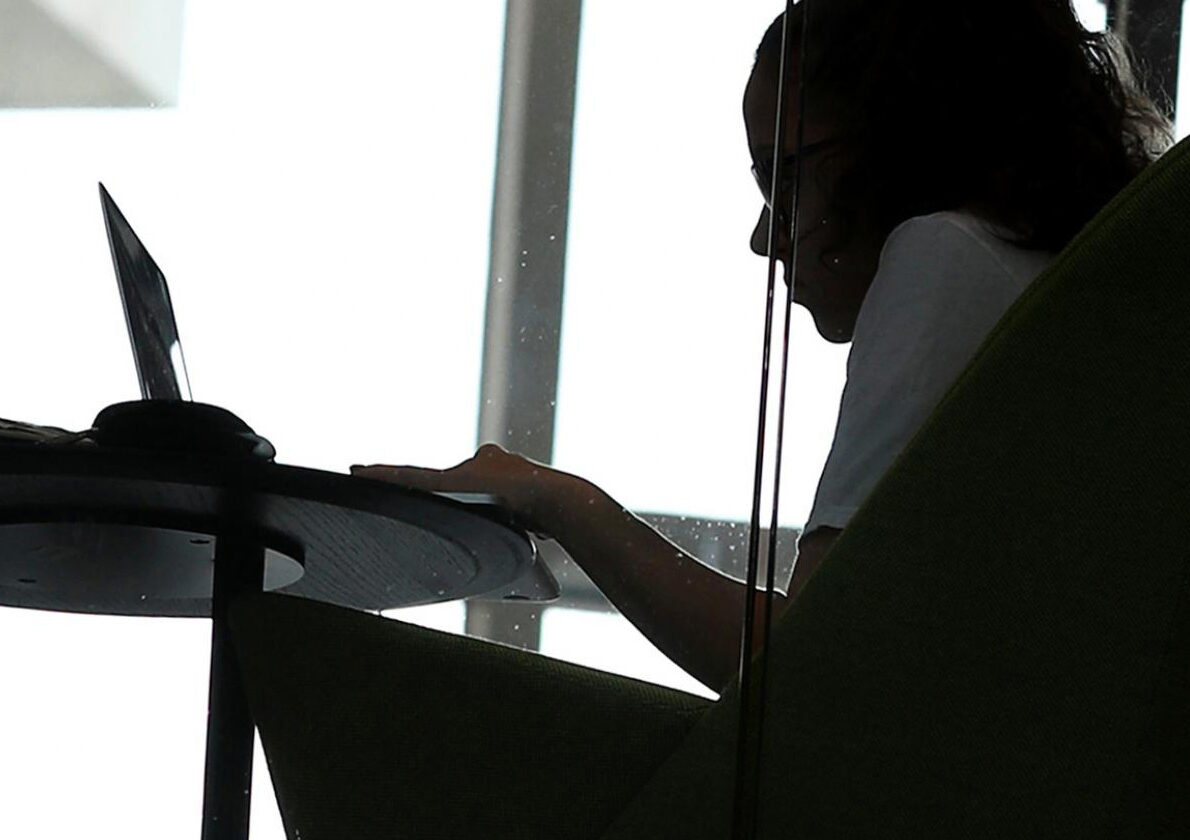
left=0, top=5, right=503, bottom=471
left=539, top=0, right=843, bottom=699
left=1074, top=0, right=1109, bottom=30
left=557, top=2, right=847, bottom=531
left=1180, top=1, right=1190, bottom=138
left=0, top=2, right=504, bottom=838
left=540, top=607, right=716, bottom=698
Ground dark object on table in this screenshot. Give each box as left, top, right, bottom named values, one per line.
left=91, top=399, right=275, bottom=461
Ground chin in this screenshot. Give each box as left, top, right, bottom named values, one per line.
left=811, top=314, right=854, bottom=344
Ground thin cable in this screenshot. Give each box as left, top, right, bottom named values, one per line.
left=730, top=1, right=802, bottom=838
left=751, top=0, right=812, bottom=807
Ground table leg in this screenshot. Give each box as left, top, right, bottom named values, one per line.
left=201, top=534, right=265, bottom=840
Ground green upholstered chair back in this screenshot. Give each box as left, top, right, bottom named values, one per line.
left=602, top=136, right=1190, bottom=838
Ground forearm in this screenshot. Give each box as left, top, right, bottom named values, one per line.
left=351, top=449, right=800, bottom=690
left=531, top=472, right=784, bottom=691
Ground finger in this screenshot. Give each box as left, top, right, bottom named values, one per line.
left=351, top=464, right=446, bottom=475
left=351, top=465, right=452, bottom=490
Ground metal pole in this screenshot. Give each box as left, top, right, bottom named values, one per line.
left=200, top=531, right=265, bottom=840
left=466, top=0, right=583, bottom=650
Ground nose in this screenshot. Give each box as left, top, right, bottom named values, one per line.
left=750, top=207, right=770, bottom=257
left=750, top=206, right=790, bottom=261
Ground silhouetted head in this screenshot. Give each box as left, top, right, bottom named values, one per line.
left=744, top=0, right=1172, bottom=342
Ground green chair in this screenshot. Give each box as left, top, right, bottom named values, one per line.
left=229, top=133, right=1190, bottom=839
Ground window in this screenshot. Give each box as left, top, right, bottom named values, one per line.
left=1, top=3, right=504, bottom=837
left=2, top=1, right=1185, bottom=837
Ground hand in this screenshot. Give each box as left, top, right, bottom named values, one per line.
left=351, top=443, right=570, bottom=534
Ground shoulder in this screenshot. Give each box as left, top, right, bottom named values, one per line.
left=881, top=211, right=1012, bottom=273
left=861, top=211, right=1049, bottom=317
left=878, top=210, right=1053, bottom=289
left=857, top=212, right=1009, bottom=326
left=850, top=211, right=1053, bottom=365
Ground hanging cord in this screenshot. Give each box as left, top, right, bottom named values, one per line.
left=751, top=0, right=812, bottom=818
left=731, top=1, right=808, bottom=838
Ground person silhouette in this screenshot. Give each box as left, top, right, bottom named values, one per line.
left=354, top=0, right=1170, bottom=691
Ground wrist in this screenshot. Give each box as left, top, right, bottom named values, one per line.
left=518, top=467, right=599, bottom=537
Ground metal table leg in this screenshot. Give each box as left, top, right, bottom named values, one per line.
left=201, top=533, right=265, bottom=840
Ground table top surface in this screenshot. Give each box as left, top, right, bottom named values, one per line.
left=0, top=443, right=538, bottom=617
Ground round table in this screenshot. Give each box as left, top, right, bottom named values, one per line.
left=0, top=437, right=536, bottom=840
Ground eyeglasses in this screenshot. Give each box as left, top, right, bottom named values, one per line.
left=750, top=137, right=838, bottom=228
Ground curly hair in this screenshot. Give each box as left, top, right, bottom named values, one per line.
left=757, top=0, right=1173, bottom=251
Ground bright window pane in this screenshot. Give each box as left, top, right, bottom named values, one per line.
left=1180, top=0, right=1190, bottom=139
left=556, top=1, right=848, bottom=530
left=541, top=607, right=718, bottom=699
left=1073, top=0, right=1108, bottom=31
left=383, top=600, right=466, bottom=634
left=0, top=2, right=504, bottom=838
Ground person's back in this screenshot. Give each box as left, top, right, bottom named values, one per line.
left=802, top=209, right=1056, bottom=535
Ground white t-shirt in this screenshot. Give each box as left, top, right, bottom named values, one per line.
left=802, top=210, right=1055, bottom=537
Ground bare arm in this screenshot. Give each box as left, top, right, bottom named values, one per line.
left=353, top=445, right=839, bottom=691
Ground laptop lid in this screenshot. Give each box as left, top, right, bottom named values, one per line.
left=99, top=183, right=192, bottom=401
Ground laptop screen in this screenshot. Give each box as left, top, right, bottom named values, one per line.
left=100, top=183, right=192, bottom=401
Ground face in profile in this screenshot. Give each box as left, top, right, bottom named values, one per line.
left=742, top=49, right=880, bottom=343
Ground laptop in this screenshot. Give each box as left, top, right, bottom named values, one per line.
left=100, top=183, right=193, bottom=401
left=97, top=183, right=558, bottom=601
